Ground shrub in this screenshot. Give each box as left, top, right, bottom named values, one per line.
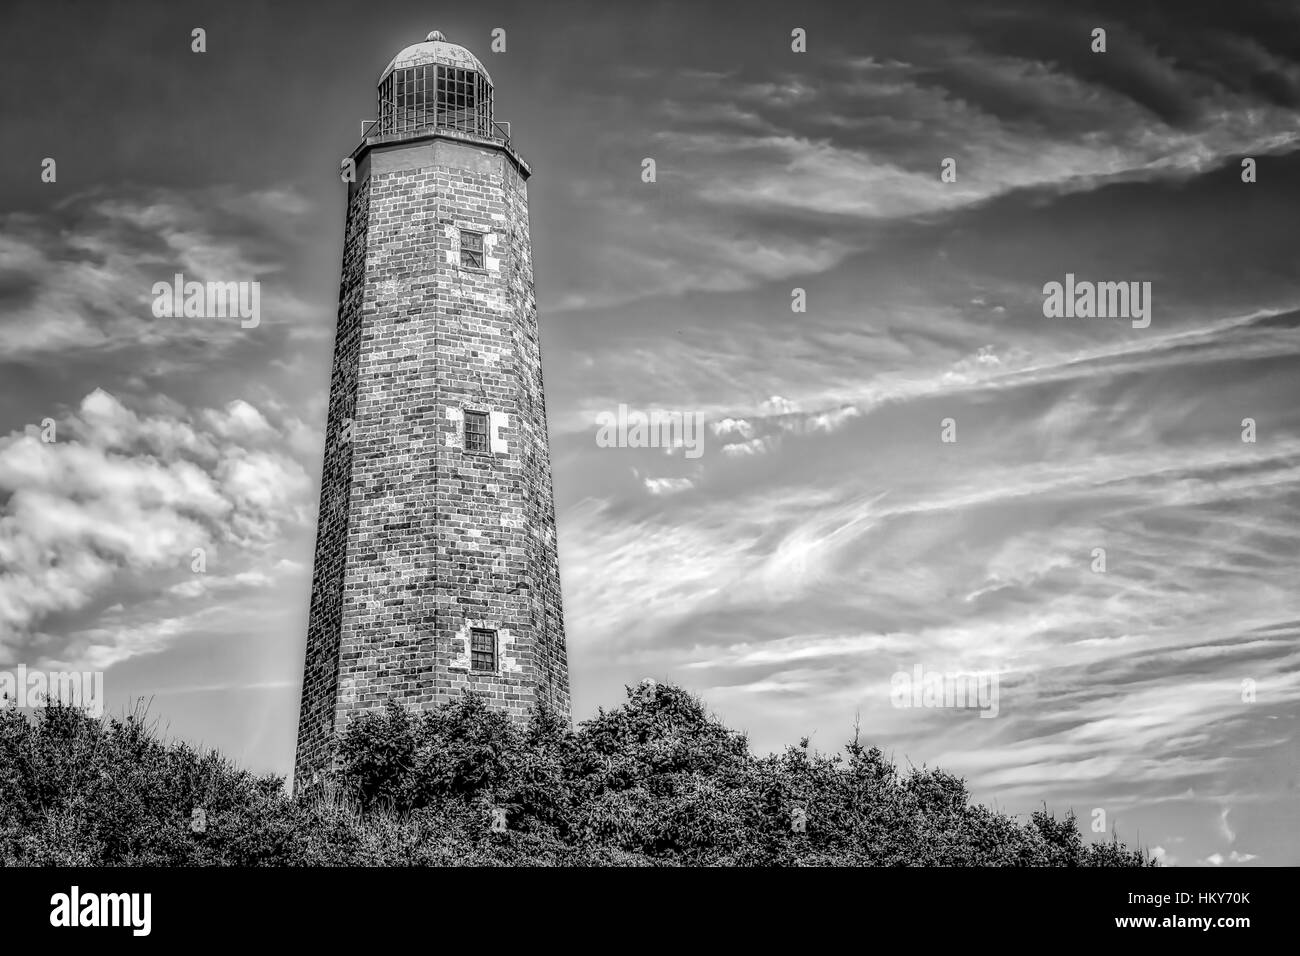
left=0, top=685, right=1154, bottom=867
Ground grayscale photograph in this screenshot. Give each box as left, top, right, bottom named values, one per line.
left=0, top=0, right=1293, bottom=940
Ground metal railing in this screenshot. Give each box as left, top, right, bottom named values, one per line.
left=357, top=115, right=513, bottom=150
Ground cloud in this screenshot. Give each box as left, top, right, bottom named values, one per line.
left=0, top=389, right=311, bottom=666
left=1217, top=805, right=1236, bottom=843
left=642, top=476, right=694, bottom=496
left=0, top=187, right=320, bottom=360
left=1201, top=850, right=1256, bottom=866
left=711, top=418, right=755, bottom=439
left=553, top=36, right=1300, bottom=310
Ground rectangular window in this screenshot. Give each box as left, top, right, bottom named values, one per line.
left=460, top=229, right=484, bottom=269
left=471, top=628, right=497, bottom=673
left=464, top=409, right=489, bottom=453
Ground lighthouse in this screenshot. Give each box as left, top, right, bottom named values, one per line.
left=295, top=32, right=570, bottom=785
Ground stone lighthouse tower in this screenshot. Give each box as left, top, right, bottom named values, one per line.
left=295, top=31, right=570, bottom=784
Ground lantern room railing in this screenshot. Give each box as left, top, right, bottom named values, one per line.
left=355, top=117, right=514, bottom=151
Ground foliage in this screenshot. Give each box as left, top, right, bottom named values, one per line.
left=0, top=685, right=1154, bottom=866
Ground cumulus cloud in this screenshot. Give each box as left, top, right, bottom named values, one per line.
left=0, top=389, right=311, bottom=665
left=643, top=476, right=695, bottom=496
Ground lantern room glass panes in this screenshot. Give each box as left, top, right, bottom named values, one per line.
left=378, top=66, right=494, bottom=137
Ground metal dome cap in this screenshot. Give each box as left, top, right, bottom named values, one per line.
left=379, top=31, right=492, bottom=86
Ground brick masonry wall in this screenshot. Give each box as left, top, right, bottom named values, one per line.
left=294, top=137, right=569, bottom=787
left=295, top=175, right=369, bottom=784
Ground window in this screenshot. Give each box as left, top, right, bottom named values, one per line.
left=376, top=65, right=493, bottom=137
left=437, top=66, right=479, bottom=131
left=460, top=229, right=484, bottom=270
left=464, top=409, right=489, bottom=453
left=471, top=628, right=497, bottom=673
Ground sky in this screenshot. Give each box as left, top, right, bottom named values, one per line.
left=1, top=0, right=1298, bottom=866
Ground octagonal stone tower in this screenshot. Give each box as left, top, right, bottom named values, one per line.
left=295, top=31, right=570, bottom=785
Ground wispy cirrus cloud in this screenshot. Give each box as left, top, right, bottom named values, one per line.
left=549, top=21, right=1300, bottom=313
left=0, top=187, right=323, bottom=360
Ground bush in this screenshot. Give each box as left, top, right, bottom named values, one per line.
left=0, top=684, right=1154, bottom=866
